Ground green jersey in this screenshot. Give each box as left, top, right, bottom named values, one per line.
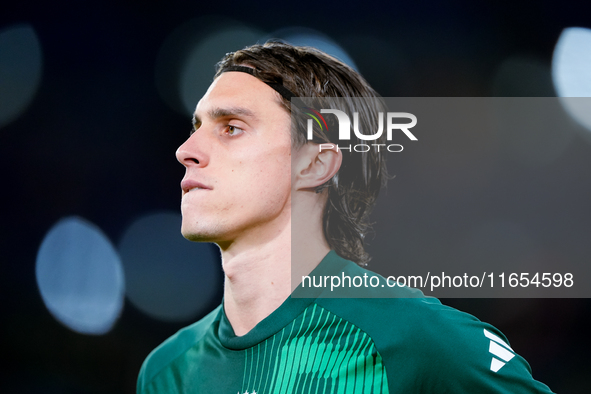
left=137, top=251, right=553, bottom=393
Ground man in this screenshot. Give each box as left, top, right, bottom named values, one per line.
left=137, top=42, right=553, bottom=393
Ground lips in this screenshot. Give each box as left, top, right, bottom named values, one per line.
left=181, top=179, right=211, bottom=194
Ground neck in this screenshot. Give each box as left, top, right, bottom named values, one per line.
left=221, top=193, right=329, bottom=336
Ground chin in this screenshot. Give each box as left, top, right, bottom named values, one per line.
left=182, top=229, right=213, bottom=243
left=181, top=222, right=226, bottom=243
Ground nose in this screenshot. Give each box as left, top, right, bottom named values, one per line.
left=176, top=131, right=209, bottom=168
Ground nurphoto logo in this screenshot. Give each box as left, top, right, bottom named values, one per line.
left=304, top=108, right=418, bottom=152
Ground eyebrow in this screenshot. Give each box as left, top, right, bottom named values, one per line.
left=192, top=106, right=257, bottom=130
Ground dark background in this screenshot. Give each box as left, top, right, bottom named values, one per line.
left=2, top=1, right=590, bottom=392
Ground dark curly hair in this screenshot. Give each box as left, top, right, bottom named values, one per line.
left=215, top=41, right=388, bottom=266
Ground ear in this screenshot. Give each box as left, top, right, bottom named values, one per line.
left=293, top=143, right=342, bottom=191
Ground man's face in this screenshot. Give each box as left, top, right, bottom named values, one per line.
left=176, top=71, right=293, bottom=246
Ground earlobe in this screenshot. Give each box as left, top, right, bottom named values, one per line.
left=294, top=143, right=342, bottom=191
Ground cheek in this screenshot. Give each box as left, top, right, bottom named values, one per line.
left=251, top=164, right=291, bottom=197
left=250, top=151, right=292, bottom=199
left=228, top=135, right=292, bottom=197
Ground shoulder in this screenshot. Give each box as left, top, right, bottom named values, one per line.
left=312, top=255, right=554, bottom=392
left=318, top=294, right=553, bottom=392
left=136, top=305, right=222, bottom=394
left=392, top=301, right=554, bottom=393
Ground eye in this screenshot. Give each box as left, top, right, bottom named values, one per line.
left=226, top=125, right=245, bottom=137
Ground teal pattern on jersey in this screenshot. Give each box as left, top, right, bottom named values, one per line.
left=239, top=304, right=388, bottom=394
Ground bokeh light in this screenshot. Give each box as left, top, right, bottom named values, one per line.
left=0, top=24, right=43, bottom=128
left=552, top=27, right=591, bottom=133
left=119, top=211, right=221, bottom=322
left=155, top=18, right=264, bottom=116
left=266, top=27, right=358, bottom=71
left=552, top=27, right=591, bottom=97
left=35, top=217, right=125, bottom=335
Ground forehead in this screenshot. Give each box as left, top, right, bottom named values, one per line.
left=194, top=72, right=287, bottom=120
